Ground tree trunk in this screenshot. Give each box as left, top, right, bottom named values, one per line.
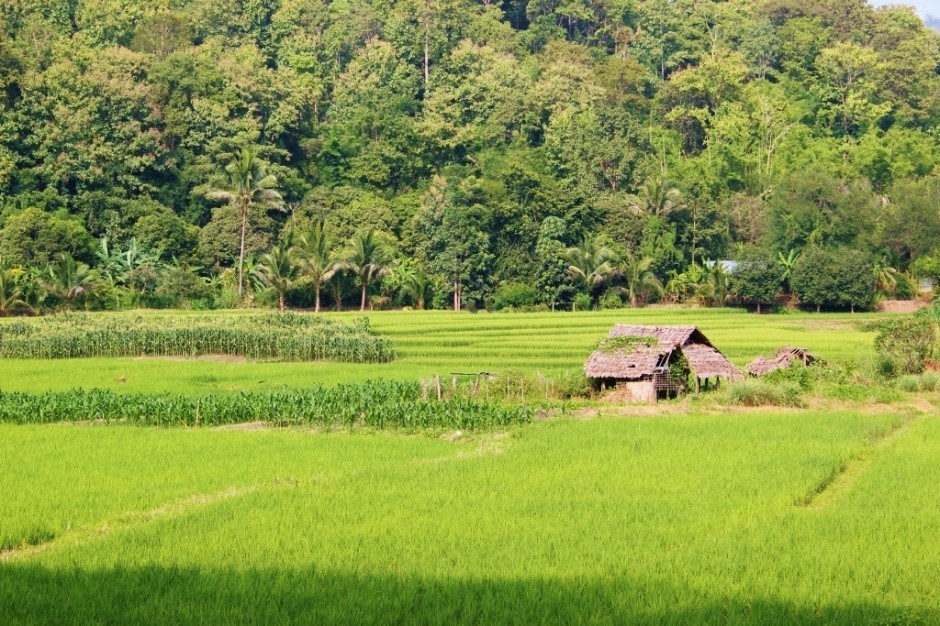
left=279, top=293, right=286, bottom=312
left=361, top=280, right=368, bottom=311
left=631, top=294, right=638, bottom=308
left=237, top=201, right=249, bottom=299
left=314, top=282, right=321, bottom=313
left=816, top=304, right=820, bottom=313
left=756, top=302, right=761, bottom=314
left=423, top=1, right=430, bottom=87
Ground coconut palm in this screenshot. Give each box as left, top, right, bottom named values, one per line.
left=251, top=240, right=300, bottom=311
left=204, top=147, right=283, bottom=299
left=628, top=177, right=684, bottom=218
left=0, top=268, right=30, bottom=315
left=46, top=253, right=96, bottom=310
left=297, top=221, right=338, bottom=313
left=700, top=261, right=730, bottom=307
left=614, top=254, right=663, bottom=307
left=563, top=236, right=615, bottom=306
left=873, top=257, right=899, bottom=294
left=397, top=259, right=434, bottom=310
left=342, top=230, right=395, bottom=311
left=329, top=270, right=355, bottom=311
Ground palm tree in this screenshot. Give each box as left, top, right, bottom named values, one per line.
left=614, top=255, right=663, bottom=307
left=564, top=236, right=614, bottom=307
left=342, top=230, right=394, bottom=311
left=0, top=268, right=30, bottom=315
left=46, top=253, right=96, bottom=310
left=251, top=241, right=300, bottom=312
left=628, top=177, right=684, bottom=218
left=702, top=261, right=730, bottom=308
left=204, top=147, right=283, bottom=299
left=297, top=221, right=338, bottom=313
left=397, top=259, right=433, bottom=310
left=329, top=270, right=354, bottom=311
left=873, top=257, right=899, bottom=295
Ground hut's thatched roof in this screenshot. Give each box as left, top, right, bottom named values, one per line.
left=683, top=343, right=744, bottom=380
left=747, top=346, right=817, bottom=376
left=584, top=325, right=742, bottom=381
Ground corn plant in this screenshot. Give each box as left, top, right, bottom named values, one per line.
left=0, top=313, right=395, bottom=363
left=0, top=382, right=532, bottom=430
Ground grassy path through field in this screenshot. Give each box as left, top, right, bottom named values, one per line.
left=2, top=408, right=937, bottom=624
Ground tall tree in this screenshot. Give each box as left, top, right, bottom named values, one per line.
left=564, top=236, right=615, bottom=304
left=614, top=254, right=663, bottom=307
left=343, top=230, right=394, bottom=311
left=204, top=148, right=283, bottom=300
left=251, top=240, right=299, bottom=312
left=297, top=221, right=338, bottom=313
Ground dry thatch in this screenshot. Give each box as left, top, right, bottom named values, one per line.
left=746, top=346, right=817, bottom=377
left=584, top=325, right=742, bottom=381
left=683, top=343, right=744, bottom=381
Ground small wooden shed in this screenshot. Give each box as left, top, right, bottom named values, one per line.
left=584, top=325, right=743, bottom=402
left=746, top=347, right=817, bottom=377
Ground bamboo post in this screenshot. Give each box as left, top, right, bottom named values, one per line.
left=435, top=374, right=442, bottom=401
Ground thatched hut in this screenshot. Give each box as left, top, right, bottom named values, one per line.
left=747, top=346, right=817, bottom=377
left=584, top=325, right=743, bottom=402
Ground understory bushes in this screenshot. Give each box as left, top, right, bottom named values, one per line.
left=0, top=382, right=531, bottom=430
left=0, top=313, right=394, bottom=363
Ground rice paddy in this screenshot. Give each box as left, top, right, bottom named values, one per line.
left=2, top=408, right=938, bottom=624
left=2, top=308, right=937, bottom=624
left=0, top=308, right=880, bottom=393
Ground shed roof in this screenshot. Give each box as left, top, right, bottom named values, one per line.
left=747, top=346, right=817, bottom=376
left=584, top=325, right=742, bottom=381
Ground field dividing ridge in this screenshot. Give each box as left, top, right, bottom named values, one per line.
left=0, top=480, right=308, bottom=563
left=798, top=410, right=929, bottom=510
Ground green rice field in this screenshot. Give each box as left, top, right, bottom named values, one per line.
left=2, top=308, right=937, bottom=624
left=2, top=407, right=937, bottom=624
left=0, top=308, right=881, bottom=393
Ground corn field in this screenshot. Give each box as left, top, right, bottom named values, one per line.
left=0, top=382, right=531, bottom=430
left=0, top=313, right=394, bottom=363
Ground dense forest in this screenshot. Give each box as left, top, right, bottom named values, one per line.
left=0, top=0, right=938, bottom=313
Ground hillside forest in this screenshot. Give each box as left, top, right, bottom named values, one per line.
left=0, top=0, right=938, bottom=313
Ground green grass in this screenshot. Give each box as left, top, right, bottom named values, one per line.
left=2, top=308, right=931, bottom=623
left=2, top=410, right=938, bottom=624
left=0, top=308, right=883, bottom=394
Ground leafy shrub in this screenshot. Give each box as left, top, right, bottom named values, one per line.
left=600, top=291, right=624, bottom=309
left=553, top=370, right=592, bottom=399
left=726, top=380, right=804, bottom=407
left=492, top=282, right=539, bottom=311
left=892, top=274, right=918, bottom=301
left=573, top=293, right=592, bottom=311
left=872, top=316, right=935, bottom=374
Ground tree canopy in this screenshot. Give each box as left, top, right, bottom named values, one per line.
left=0, top=0, right=936, bottom=311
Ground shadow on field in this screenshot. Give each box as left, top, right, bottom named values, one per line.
left=0, top=564, right=933, bottom=625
